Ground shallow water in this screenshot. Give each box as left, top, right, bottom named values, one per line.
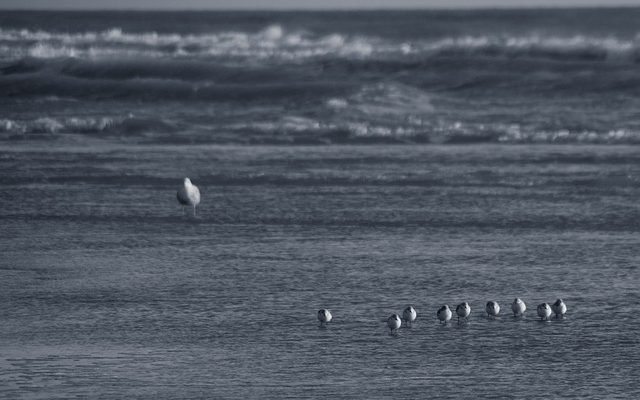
left=1, top=143, right=640, bottom=398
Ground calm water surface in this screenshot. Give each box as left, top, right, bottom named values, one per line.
left=1, top=143, right=639, bottom=399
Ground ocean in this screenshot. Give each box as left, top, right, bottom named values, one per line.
left=1, top=9, right=640, bottom=399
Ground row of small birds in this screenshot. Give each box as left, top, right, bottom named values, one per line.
left=178, top=181, right=570, bottom=333
left=318, top=298, right=568, bottom=333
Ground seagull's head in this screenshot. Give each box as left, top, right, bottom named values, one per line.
left=183, top=177, right=192, bottom=186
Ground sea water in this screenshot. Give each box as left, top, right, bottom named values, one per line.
left=1, top=9, right=640, bottom=399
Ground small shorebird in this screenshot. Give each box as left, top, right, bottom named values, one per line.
left=387, top=314, right=402, bottom=334
left=456, top=302, right=471, bottom=323
left=177, top=177, right=201, bottom=217
left=402, top=305, right=417, bottom=327
left=511, top=298, right=526, bottom=317
left=551, top=299, right=567, bottom=319
left=437, top=305, right=452, bottom=324
left=317, top=309, right=332, bottom=326
left=402, top=305, right=418, bottom=326
left=537, top=303, right=552, bottom=321
left=486, top=301, right=500, bottom=317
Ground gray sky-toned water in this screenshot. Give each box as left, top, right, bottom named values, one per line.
left=2, top=0, right=640, bottom=9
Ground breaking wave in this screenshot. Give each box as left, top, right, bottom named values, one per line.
left=0, top=26, right=377, bottom=61
left=0, top=115, right=176, bottom=136
left=1, top=26, right=639, bottom=62
left=3, top=113, right=640, bottom=145
left=2, top=14, right=640, bottom=146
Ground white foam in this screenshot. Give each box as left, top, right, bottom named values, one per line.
left=347, top=83, right=435, bottom=116
left=33, top=117, right=64, bottom=133
left=326, top=98, right=348, bottom=109
left=2, top=26, right=637, bottom=62
left=322, top=33, right=345, bottom=48
left=0, top=116, right=117, bottom=135
left=497, top=125, right=640, bottom=143
left=28, top=43, right=78, bottom=58
left=261, top=25, right=284, bottom=41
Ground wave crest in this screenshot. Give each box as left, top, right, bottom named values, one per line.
left=0, top=115, right=176, bottom=136
left=2, top=26, right=638, bottom=62
left=2, top=114, right=640, bottom=145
